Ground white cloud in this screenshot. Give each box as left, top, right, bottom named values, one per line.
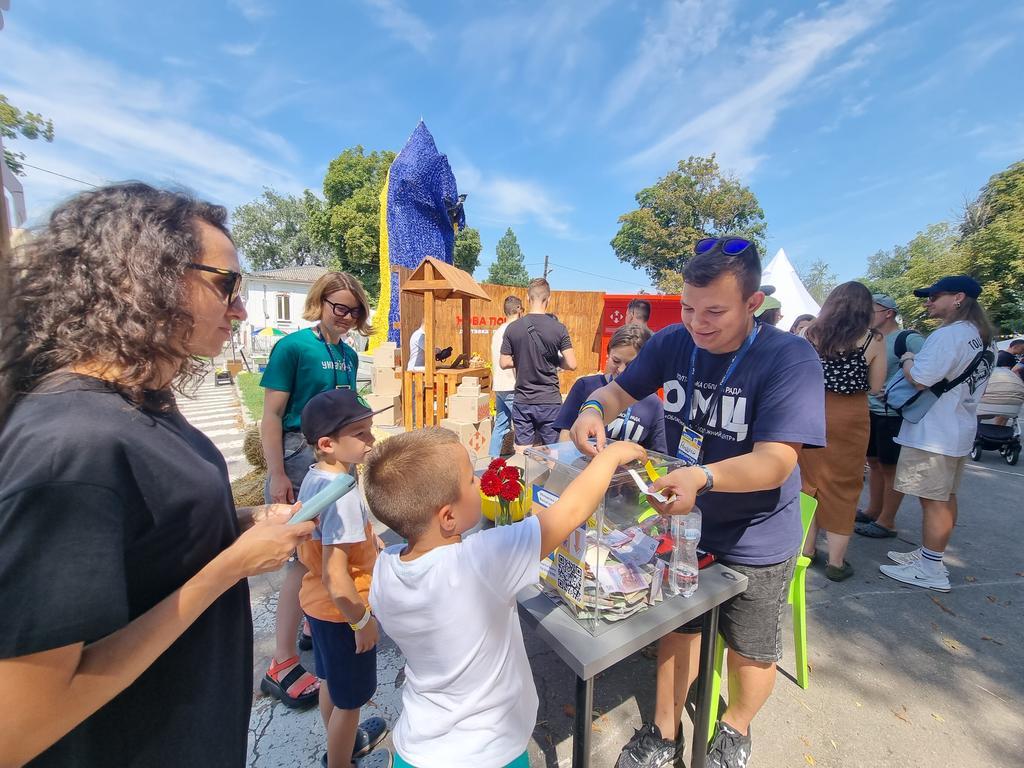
left=361, top=0, right=434, bottom=55
left=624, top=0, right=891, bottom=175
left=453, top=160, right=572, bottom=236
left=228, top=0, right=272, bottom=22
left=1, top=34, right=303, bottom=220
left=221, top=40, right=260, bottom=57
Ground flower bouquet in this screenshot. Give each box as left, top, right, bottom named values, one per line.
left=480, top=458, right=528, bottom=526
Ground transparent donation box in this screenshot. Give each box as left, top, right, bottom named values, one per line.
left=524, top=441, right=689, bottom=635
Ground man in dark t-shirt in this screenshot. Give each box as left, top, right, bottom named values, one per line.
left=569, top=238, right=825, bottom=768
left=500, top=278, right=576, bottom=449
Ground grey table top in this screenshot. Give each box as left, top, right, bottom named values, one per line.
left=516, top=563, right=748, bottom=680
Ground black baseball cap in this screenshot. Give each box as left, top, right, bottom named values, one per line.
left=300, top=389, right=391, bottom=444
left=912, top=275, right=981, bottom=299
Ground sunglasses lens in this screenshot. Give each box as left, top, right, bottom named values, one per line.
left=695, top=238, right=719, bottom=255
left=722, top=238, right=752, bottom=255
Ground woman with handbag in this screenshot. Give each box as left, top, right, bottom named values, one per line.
left=881, top=276, right=995, bottom=592
left=797, top=282, right=887, bottom=580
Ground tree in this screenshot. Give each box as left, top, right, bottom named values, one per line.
left=611, top=154, right=767, bottom=293
left=454, top=226, right=482, bottom=276
left=307, top=145, right=396, bottom=298
left=488, top=227, right=530, bottom=287
left=798, top=258, right=838, bottom=305
left=232, top=188, right=331, bottom=271
left=1, top=94, right=55, bottom=176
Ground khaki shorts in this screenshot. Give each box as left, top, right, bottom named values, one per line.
left=894, top=446, right=967, bottom=502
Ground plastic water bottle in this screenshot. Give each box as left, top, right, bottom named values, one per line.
left=670, top=508, right=702, bottom=598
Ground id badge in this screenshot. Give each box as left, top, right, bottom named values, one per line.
left=676, top=427, right=703, bottom=466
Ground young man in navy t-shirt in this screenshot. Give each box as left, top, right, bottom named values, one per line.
left=570, top=238, right=825, bottom=768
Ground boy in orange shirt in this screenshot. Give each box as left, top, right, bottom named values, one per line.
left=296, top=390, right=391, bottom=768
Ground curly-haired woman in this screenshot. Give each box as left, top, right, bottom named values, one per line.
left=798, top=282, right=886, bottom=581
left=0, top=183, right=314, bottom=766
left=258, top=271, right=374, bottom=708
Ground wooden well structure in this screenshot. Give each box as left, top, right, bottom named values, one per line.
left=401, top=257, right=492, bottom=428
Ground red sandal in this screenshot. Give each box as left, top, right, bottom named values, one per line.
left=260, top=656, right=320, bottom=709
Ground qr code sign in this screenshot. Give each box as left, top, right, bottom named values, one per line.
left=556, top=551, right=585, bottom=607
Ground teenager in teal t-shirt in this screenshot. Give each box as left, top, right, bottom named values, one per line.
left=257, top=271, right=374, bottom=710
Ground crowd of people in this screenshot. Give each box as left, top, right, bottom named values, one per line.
left=0, top=182, right=1008, bottom=768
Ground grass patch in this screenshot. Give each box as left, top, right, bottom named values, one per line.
left=236, top=372, right=264, bottom=422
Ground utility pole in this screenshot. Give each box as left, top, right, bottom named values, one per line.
left=543, top=254, right=551, bottom=280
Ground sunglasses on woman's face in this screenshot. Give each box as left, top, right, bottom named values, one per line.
left=187, top=263, right=243, bottom=304
left=925, top=292, right=951, bottom=303
left=694, top=237, right=755, bottom=257
left=323, top=298, right=360, bottom=319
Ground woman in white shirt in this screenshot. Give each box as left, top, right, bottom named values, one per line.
left=881, top=276, right=995, bottom=593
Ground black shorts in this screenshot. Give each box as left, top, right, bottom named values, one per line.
left=674, top=556, right=797, bottom=663
left=512, top=402, right=561, bottom=447
left=866, top=412, right=903, bottom=466
left=306, top=614, right=377, bottom=710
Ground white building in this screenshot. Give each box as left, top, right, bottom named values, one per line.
left=240, top=265, right=329, bottom=355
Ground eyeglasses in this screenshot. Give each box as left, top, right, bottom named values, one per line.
left=187, top=263, right=243, bottom=304
left=925, top=292, right=951, bottom=303
left=323, top=298, right=361, bottom=319
left=694, top=237, right=756, bottom=257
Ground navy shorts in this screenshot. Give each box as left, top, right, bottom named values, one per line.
left=306, top=614, right=377, bottom=710
left=512, top=402, right=561, bottom=447
left=866, top=412, right=903, bottom=466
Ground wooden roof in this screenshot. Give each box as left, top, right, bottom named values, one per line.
left=401, top=256, right=491, bottom=302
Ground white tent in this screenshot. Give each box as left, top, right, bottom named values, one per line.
left=761, top=248, right=821, bottom=323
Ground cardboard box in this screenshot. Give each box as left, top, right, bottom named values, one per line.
left=371, top=342, right=399, bottom=368
left=371, top=365, right=402, bottom=395
left=447, top=393, right=490, bottom=423
left=364, top=393, right=402, bottom=427
left=440, top=417, right=492, bottom=455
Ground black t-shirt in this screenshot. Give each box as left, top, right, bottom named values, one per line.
left=501, top=314, right=573, bottom=404
left=0, top=376, right=252, bottom=767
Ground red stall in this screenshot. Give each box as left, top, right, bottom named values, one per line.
left=599, top=294, right=681, bottom=367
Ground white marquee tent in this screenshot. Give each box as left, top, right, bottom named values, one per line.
left=761, top=248, right=821, bottom=323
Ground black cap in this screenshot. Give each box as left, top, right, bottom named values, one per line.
left=912, top=275, right=981, bottom=299
left=300, top=389, right=389, bottom=444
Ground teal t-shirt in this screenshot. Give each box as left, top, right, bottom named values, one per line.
left=869, top=328, right=925, bottom=414
left=259, top=327, right=359, bottom=431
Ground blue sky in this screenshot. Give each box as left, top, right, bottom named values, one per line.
left=3, top=0, right=1023, bottom=292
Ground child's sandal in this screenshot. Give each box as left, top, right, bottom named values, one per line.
left=260, top=656, right=319, bottom=709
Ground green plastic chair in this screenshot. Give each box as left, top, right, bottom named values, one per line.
left=705, top=492, right=818, bottom=744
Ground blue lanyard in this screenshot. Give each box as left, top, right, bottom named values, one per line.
left=685, top=323, right=761, bottom=433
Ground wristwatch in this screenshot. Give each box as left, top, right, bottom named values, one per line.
left=695, top=465, right=714, bottom=496
left=349, top=608, right=373, bottom=631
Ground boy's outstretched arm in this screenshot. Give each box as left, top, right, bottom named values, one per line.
left=537, top=441, right=647, bottom=558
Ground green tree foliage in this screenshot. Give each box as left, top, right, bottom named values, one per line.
left=1, top=94, right=55, bottom=176
left=454, top=226, right=483, bottom=276
left=232, top=188, right=330, bottom=271
left=611, top=154, right=767, bottom=293
left=307, top=146, right=396, bottom=298
left=798, top=258, right=838, bottom=305
left=488, top=227, right=530, bottom=287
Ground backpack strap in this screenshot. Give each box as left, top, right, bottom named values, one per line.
left=893, top=329, right=922, bottom=359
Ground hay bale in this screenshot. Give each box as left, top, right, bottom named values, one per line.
left=232, top=468, right=267, bottom=507
left=243, top=424, right=266, bottom=470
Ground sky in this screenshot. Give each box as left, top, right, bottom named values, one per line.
left=2, top=0, right=1023, bottom=293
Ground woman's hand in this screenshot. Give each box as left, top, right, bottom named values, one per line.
left=222, top=517, right=314, bottom=579
left=237, top=503, right=295, bottom=531
left=268, top=471, right=295, bottom=504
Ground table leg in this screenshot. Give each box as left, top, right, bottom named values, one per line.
left=572, top=675, right=593, bottom=768
left=691, top=605, right=721, bottom=768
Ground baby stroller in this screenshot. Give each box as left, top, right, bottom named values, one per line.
left=971, top=415, right=1021, bottom=465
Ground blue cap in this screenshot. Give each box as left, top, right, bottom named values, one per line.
left=912, top=275, right=981, bottom=299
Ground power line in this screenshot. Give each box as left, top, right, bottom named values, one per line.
left=19, top=162, right=100, bottom=188
left=546, top=260, right=653, bottom=290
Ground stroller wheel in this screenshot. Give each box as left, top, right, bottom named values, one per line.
left=970, top=444, right=983, bottom=462
left=1006, top=446, right=1020, bottom=466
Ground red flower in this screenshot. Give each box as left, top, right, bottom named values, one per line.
left=499, top=466, right=520, bottom=483
left=498, top=479, right=522, bottom=502
left=480, top=470, right=502, bottom=497
left=488, top=458, right=507, bottom=472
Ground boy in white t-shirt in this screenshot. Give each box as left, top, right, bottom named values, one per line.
left=364, top=429, right=646, bottom=768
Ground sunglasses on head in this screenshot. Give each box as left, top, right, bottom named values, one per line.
left=694, top=237, right=756, bottom=257
left=187, top=263, right=243, bottom=304
left=323, top=297, right=361, bottom=319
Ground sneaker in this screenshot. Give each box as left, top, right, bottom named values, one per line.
left=706, top=721, right=752, bottom=768
left=879, top=561, right=951, bottom=592
left=617, top=723, right=676, bottom=768
left=887, top=548, right=949, bottom=575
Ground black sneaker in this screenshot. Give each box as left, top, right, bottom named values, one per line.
left=617, top=723, right=676, bottom=768
left=706, top=721, right=751, bottom=768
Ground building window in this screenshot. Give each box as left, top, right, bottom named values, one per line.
left=276, top=294, right=291, bottom=322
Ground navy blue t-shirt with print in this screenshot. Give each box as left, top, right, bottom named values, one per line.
left=554, top=374, right=668, bottom=453
left=615, top=322, right=826, bottom=565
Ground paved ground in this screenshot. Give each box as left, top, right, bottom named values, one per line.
left=183, top=383, right=1022, bottom=767
left=178, top=373, right=252, bottom=480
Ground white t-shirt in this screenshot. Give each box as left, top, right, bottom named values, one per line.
left=370, top=517, right=541, bottom=768
left=409, top=327, right=426, bottom=372
left=298, top=465, right=367, bottom=545
left=896, top=321, right=994, bottom=457
left=491, top=322, right=516, bottom=393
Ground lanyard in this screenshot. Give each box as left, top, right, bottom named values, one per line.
left=316, top=325, right=348, bottom=389
left=685, top=323, right=761, bottom=434
left=602, top=375, right=634, bottom=428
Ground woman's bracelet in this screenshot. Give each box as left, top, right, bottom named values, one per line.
left=579, top=399, right=604, bottom=417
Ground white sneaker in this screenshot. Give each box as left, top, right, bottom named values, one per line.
left=879, top=561, right=951, bottom=592
left=887, top=548, right=949, bottom=575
